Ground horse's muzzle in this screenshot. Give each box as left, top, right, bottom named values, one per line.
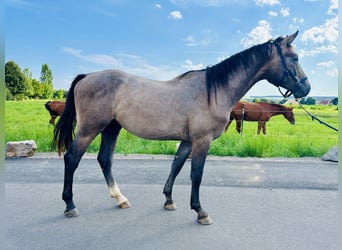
left=292, top=79, right=311, bottom=98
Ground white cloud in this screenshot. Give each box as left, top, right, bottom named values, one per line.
left=183, top=33, right=212, bottom=47
left=317, top=61, right=334, bottom=68
left=62, top=47, right=121, bottom=67
left=169, top=10, right=183, bottom=20
left=327, top=0, right=337, bottom=15
left=301, top=16, right=338, bottom=44
left=280, top=7, right=289, bottom=17
left=182, top=60, right=204, bottom=70
left=154, top=4, right=162, bottom=9
left=317, top=60, right=338, bottom=77
left=255, top=0, right=280, bottom=7
left=170, top=0, right=251, bottom=7
left=63, top=50, right=181, bottom=80
left=299, top=44, right=337, bottom=57
left=268, top=11, right=278, bottom=17
left=184, top=35, right=196, bottom=46
left=240, top=20, right=272, bottom=48
left=326, top=67, right=337, bottom=77
left=293, top=17, right=304, bottom=24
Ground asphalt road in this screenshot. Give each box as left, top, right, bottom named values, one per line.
left=5, top=154, right=338, bottom=250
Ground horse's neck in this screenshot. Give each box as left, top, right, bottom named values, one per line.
left=221, top=63, right=269, bottom=106
left=268, top=105, right=286, bottom=117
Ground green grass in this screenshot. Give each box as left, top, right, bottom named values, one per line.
left=5, top=100, right=338, bottom=157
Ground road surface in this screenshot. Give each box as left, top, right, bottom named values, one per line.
left=5, top=154, right=338, bottom=250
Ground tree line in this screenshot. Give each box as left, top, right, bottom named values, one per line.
left=5, top=60, right=67, bottom=100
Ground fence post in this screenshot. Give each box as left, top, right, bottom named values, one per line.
left=241, top=106, right=245, bottom=136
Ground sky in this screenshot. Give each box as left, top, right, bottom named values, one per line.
left=5, top=0, right=338, bottom=97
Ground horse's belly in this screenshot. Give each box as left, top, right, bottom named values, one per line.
left=115, top=110, right=186, bottom=140
left=122, top=121, right=184, bottom=140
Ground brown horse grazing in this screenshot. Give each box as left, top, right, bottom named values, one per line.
left=52, top=32, right=310, bottom=225
left=227, top=101, right=295, bottom=135
left=45, top=101, right=66, bottom=126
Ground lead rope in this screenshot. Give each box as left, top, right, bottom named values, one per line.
left=296, top=99, right=338, bottom=132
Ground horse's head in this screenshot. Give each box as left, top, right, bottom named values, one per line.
left=266, top=31, right=310, bottom=98
left=283, top=107, right=295, bottom=125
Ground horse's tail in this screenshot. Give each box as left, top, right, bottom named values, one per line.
left=52, top=74, right=87, bottom=156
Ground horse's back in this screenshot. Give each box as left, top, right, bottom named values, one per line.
left=71, top=69, right=227, bottom=141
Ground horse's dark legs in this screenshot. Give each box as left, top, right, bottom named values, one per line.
left=63, top=135, right=93, bottom=217
left=97, top=120, right=130, bottom=208
left=236, top=120, right=242, bottom=134
left=257, top=121, right=266, bottom=135
left=257, top=121, right=262, bottom=135
left=190, top=140, right=212, bottom=225
left=163, top=141, right=192, bottom=210
left=262, top=121, right=266, bottom=134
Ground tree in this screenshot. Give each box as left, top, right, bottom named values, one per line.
left=279, top=99, right=287, bottom=104
left=305, top=97, right=316, bottom=105
left=5, top=61, right=26, bottom=98
left=23, top=68, right=35, bottom=98
left=40, top=63, right=54, bottom=99
left=31, top=79, right=44, bottom=99
left=54, top=89, right=65, bottom=99
left=299, top=98, right=306, bottom=105
left=331, top=97, right=338, bottom=105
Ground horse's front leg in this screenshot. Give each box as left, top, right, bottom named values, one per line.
left=190, top=140, right=212, bottom=225
left=163, top=141, right=192, bottom=211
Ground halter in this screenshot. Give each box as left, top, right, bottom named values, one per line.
left=273, top=42, right=308, bottom=98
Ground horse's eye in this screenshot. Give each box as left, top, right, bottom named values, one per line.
left=292, top=56, right=298, bottom=62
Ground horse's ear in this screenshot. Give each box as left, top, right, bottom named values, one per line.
left=284, top=31, right=298, bottom=45
left=274, top=31, right=298, bottom=46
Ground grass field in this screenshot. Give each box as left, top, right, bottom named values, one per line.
left=5, top=100, right=338, bottom=157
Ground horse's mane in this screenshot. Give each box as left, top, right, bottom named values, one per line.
left=205, top=41, right=273, bottom=104
left=176, top=40, right=274, bottom=104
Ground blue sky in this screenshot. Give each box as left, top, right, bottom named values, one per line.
left=6, top=0, right=338, bottom=97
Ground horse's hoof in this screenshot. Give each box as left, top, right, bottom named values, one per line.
left=118, top=200, right=131, bottom=209
left=197, top=210, right=212, bottom=225
left=197, top=215, right=213, bottom=225
left=64, top=208, right=80, bottom=218
left=164, top=200, right=177, bottom=211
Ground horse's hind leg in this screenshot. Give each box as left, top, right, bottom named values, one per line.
left=257, top=121, right=262, bottom=135
left=97, top=120, right=131, bottom=209
left=63, top=135, right=95, bottom=217
left=163, top=141, right=192, bottom=211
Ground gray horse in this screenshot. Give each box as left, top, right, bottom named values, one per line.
left=53, top=31, right=310, bottom=225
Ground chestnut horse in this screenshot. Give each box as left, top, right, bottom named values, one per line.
left=227, top=101, right=295, bottom=135
left=52, top=32, right=310, bottom=225
left=45, top=101, right=66, bottom=126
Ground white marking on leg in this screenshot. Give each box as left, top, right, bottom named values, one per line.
left=109, top=182, right=131, bottom=208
